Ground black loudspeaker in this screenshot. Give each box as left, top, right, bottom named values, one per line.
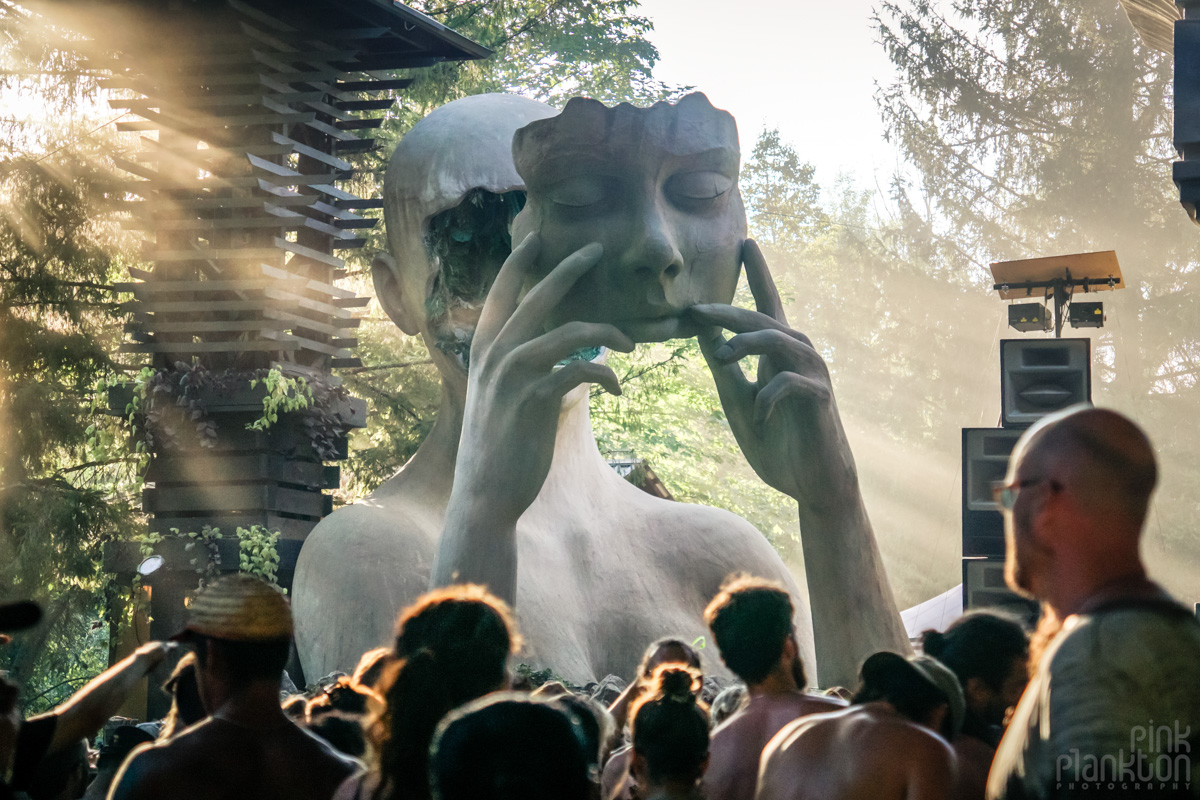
left=1000, top=338, right=1090, bottom=428
left=962, top=427, right=1023, bottom=557
left=962, top=557, right=1039, bottom=628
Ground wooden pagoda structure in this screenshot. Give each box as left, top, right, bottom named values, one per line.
left=29, top=0, right=488, bottom=705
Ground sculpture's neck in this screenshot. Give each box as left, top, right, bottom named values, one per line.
left=403, top=377, right=610, bottom=501
left=545, top=384, right=614, bottom=489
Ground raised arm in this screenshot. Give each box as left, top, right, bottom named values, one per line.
left=431, top=234, right=633, bottom=603
left=40, top=642, right=170, bottom=755
left=688, top=240, right=909, bottom=687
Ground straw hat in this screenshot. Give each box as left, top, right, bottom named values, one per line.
left=173, top=574, right=293, bottom=642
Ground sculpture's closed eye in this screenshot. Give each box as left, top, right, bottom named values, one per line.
left=547, top=175, right=610, bottom=207
left=666, top=171, right=732, bottom=204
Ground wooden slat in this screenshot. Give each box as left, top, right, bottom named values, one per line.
left=126, top=319, right=289, bottom=334
left=259, top=263, right=355, bottom=299
left=262, top=287, right=352, bottom=319
left=144, top=246, right=282, bottom=262
left=116, top=276, right=306, bottom=293
left=264, top=308, right=360, bottom=337
left=334, top=98, right=394, bottom=112
left=118, top=339, right=299, bottom=354
left=335, top=117, right=384, bottom=130
left=268, top=132, right=353, bottom=171
left=335, top=78, right=413, bottom=92
left=275, top=237, right=345, bottom=269
left=263, top=329, right=351, bottom=359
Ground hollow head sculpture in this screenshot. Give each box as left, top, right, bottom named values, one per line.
left=294, top=92, right=906, bottom=688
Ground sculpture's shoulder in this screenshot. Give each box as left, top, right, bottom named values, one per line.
left=292, top=478, right=444, bottom=678
left=301, top=480, right=442, bottom=556
left=602, top=485, right=795, bottom=592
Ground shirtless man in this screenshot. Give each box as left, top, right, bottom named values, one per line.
left=756, top=652, right=961, bottom=800
left=109, top=575, right=357, bottom=800
left=702, top=576, right=843, bottom=800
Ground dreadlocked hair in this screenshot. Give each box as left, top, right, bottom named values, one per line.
left=366, top=585, right=519, bottom=800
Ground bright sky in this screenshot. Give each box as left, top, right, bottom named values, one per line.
left=637, top=0, right=903, bottom=186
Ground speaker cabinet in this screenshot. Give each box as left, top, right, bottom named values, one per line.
left=1000, top=338, right=1090, bottom=428
left=962, top=557, right=1039, bottom=628
left=962, top=427, right=1023, bottom=557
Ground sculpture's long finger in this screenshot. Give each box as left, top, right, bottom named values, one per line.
left=697, top=325, right=758, bottom=441
left=742, top=239, right=790, bottom=326
left=712, top=329, right=824, bottom=375
left=501, top=242, right=604, bottom=343
left=688, top=304, right=812, bottom=347
left=754, top=371, right=830, bottom=426
left=510, top=322, right=634, bottom=371
left=538, top=359, right=622, bottom=399
left=476, top=232, right=541, bottom=345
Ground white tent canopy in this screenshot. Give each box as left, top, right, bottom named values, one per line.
left=901, top=585, right=963, bottom=642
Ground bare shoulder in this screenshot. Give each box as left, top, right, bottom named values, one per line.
left=107, top=727, right=210, bottom=800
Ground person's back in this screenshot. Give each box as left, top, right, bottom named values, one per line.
left=989, top=601, right=1200, bottom=799
left=110, top=575, right=357, bottom=800
left=110, top=716, right=355, bottom=800
left=706, top=692, right=842, bottom=800
left=701, top=576, right=843, bottom=800
left=757, top=704, right=954, bottom=800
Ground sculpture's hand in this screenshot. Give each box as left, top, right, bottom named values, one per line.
left=688, top=239, right=859, bottom=513
left=454, top=233, right=635, bottom=522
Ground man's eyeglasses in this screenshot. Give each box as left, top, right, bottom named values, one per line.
left=991, top=478, right=1058, bottom=511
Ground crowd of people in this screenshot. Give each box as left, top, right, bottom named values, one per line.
left=2, top=409, right=1198, bottom=800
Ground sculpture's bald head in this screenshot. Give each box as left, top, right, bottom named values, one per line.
left=1011, top=405, right=1157, bottom=531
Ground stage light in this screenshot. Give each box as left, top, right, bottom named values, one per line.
left=137, top=555, right=164, bottom=576
left=1069, top=301, right=1104, bottom=328
left=1007, top=303, right=1051, bottom=333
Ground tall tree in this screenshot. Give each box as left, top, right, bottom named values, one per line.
left=874, top=0, right=1200, bottom=591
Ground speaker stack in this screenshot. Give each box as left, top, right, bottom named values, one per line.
left=961, top=338, right=1091, bottom=625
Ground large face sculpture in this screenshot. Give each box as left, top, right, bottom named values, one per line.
left=376, top=93, right=558, bottom=375
left=511, top=93, right=746, bottom=343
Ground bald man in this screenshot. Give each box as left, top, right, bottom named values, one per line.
left=987, top=406, right=1200, bottom=799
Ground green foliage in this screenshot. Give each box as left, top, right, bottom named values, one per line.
left=0, top=63, right=143, bottom=697
left=247, top=369, right=311, bottom=432
left=235, top=525, right=282, bottom=590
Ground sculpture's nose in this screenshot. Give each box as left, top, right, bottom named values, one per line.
left=616, top=203, right=684, bottom=285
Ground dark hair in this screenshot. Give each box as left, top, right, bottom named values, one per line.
left=704, top=575, right=796, bottom=685
left=429, top=694, right=590, bottom=800
left=636, top=637, right=702, bottom=677
left=368, top=585, right=518, bottom=800
left=309, top=676, right=372, bottom=719
left=27, top=738, right=87, bottom=800
left=97, top=726, right=154, bottom=770
left=192, top=635, right=291, bottom=683
left=921, top=612, right=1028, bottom=692
left=159, top=651, right=206, bottom=739
left=553, top=693, right=613, bottom=771
left=853, top=657, right=947, bottom=729
left=309, top=711, right=368, bottom=758
left=353, top=647, right=393, bottom=691
left=630, top=665, right=709, bottom=785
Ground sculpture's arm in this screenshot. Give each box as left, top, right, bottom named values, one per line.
left=431, top=234, right=634, bottom=605
left=687, top=240, right=909, bottom=687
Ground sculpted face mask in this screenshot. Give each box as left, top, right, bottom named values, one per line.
left=511, top=92, right=746, bottom=343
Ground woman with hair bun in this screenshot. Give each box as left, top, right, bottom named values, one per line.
left=628, top=664, right=709, bottom=800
